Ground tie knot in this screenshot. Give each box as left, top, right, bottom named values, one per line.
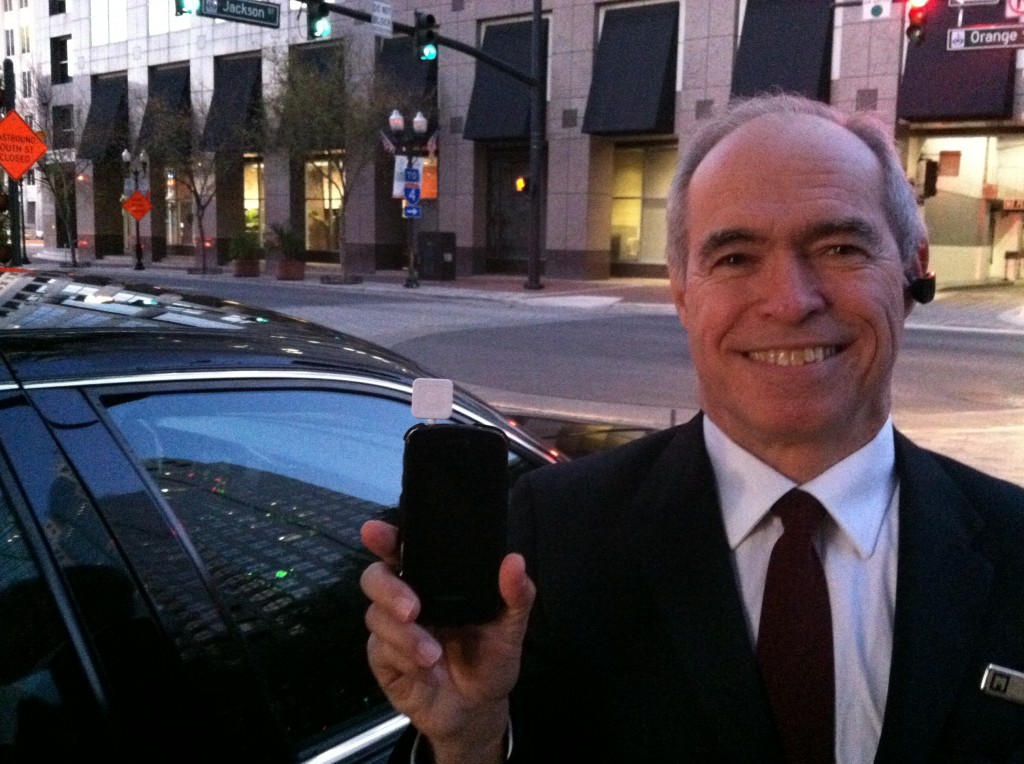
left=771, top=489, right=826, bottom=537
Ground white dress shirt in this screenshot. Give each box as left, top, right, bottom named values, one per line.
left=703, top=416, right=900, bottom=764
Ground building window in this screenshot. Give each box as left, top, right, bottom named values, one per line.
left=20, top=70, right=31, bottom=98
left=609, top=145, right=677, bottom=266
left=18, top=0, right=27, bottom=8
left=243, top=156, right=265, bottom=239
left=304, top=154, right=343, bottom=251
left=19, top=26, right=29, bottom=54
left=939, top=151, right=961, bottom=177
left=25, top=169, right=35, bottom=185
left=26, top=200, right=36, bottom=226
left=51, top=36, right=71, bottom=84
left=49, top=0, right=65, bottom=13
left=2, top=0, right=11, bottom=12
left=164, top=170, right=193, bottom=247
left=52, top=104, right=74, bottom=149
left=4, top=31, right=13, bottom=57
left=92, top=0, right=128, bottom=46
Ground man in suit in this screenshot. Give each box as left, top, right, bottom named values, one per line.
left=361, top=94, right=1024, bottom=762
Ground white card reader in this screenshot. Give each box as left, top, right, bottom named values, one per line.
left=411, top=378, right=454, bottom=421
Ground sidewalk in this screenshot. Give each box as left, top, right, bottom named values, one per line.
left=23, top=245, right=1024, bottom=335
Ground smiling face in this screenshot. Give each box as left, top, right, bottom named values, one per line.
left=673, top=113, right=923, bottom=481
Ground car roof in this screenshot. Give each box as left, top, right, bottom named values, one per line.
left=0, top=268, right=430, bottom=385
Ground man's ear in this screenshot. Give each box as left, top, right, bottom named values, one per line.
left=669, top=271, right=689, bottom=326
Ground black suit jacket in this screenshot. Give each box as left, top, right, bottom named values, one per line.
left=505, top=414, right=1024, bottom=762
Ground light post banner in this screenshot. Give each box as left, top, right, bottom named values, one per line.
left=393, top=156, right=423, bottom=198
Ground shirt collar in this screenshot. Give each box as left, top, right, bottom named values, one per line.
left=704, top=416, right=898, bottom=559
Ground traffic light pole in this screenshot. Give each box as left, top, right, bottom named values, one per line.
left=309, top=1, right=545, bottom=288
left=3, top=58, right=22, bottom=267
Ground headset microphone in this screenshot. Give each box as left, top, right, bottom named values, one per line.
left=907, top=272, right=936, bottom=304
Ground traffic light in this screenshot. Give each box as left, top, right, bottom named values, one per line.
left=514, top=175, right=530, bottom=194
left=414, top=11, right=439, bottom=62
left=307, top=0, right=331, bottom=40
left=174, top=0, right=200, bottom=15
left=906, top=0, right=929, bottom=45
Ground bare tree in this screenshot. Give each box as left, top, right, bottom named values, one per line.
left=265, top=42, right=408, bottom=280
left=141, top=93, right=262, bottom=275
left=26, top=70, right=92, bottom=267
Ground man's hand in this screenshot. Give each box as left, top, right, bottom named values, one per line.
left=360, top=519, right=535, bottom=764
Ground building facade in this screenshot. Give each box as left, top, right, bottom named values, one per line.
left=26, top=0, right=1024, bottom=284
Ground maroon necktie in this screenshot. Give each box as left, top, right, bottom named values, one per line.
left=757, top=489, right=835, bottom=763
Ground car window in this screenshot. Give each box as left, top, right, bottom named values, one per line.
left=0, top=486, right=106, bottom=759
left=101, top=387, right=492, bottom=754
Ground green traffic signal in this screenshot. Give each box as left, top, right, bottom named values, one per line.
left=175, top=0, right=200, bottom=15
left=307, top=0, right=331, bottom=39
left=414, top=11, right=438, bottom=62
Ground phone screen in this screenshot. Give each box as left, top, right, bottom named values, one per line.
left=399, top=422, right=509, bottom=625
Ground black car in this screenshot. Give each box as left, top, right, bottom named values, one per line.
left=0, top=269, right=561, bottom=763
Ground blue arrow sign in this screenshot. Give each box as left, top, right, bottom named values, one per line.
left=403, top=204, right=422, bottom=219
left=404, top=185, right=421, bottom=204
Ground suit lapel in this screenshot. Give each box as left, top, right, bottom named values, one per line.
left=874, top=433, right=994, bottom=762
left=627, top=415, right=783, bottom=762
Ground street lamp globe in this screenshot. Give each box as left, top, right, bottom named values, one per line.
left=121, top=147, right=131, bottom=164
left=388, top=109, right=404, bottom=134
left=412, top=111, right=428, bottom=135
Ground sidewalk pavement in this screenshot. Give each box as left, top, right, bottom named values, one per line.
left=21, top=245, right=1024, bottom=335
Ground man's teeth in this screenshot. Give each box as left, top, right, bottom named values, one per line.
left=747, top=346, right=837, bottom=366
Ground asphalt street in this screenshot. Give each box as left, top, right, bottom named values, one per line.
left=22, top=248, right=1024, bottom=485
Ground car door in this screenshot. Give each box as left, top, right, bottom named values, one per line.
left=33, top=372, right=551, bottom=763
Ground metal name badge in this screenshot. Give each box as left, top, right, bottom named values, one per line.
left=980, top=664, right=1024, bottom=706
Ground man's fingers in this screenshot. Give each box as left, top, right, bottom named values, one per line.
left=360, top=560, right=420, bottom=622
left=499, top=553, right=536, bottom=616
left=365, top=600, right=444, bottom=669
left=361, top=519, right=400, bottom=565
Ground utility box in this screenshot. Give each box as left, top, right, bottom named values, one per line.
left=418, top=231, right=456, bottom=281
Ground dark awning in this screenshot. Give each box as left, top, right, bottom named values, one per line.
left=731, top=0, right=832, bottom=102
left=582, top=2, right=678, bottom=136
left=139, top=65, right=190, bottom=146
left=377, top=36, right=438, bottom=107
left=200, top=56, right=262, bottom=152
left=898, top=3, right=1014, bottom=122
left=78, top=74, right=129, bottom=162
left=463, top=19, right=548, bottom=142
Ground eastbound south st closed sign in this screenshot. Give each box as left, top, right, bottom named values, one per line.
left=0, top=110, right=47, bottom=181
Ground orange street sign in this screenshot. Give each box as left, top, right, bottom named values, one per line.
left=122, top=189, right=152, bottom=221
left=0, top=110, right=48, bottom=181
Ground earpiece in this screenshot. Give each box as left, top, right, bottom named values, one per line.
left=906, top=272, right=936, bottom=304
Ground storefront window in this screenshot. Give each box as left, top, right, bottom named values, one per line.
left=304, top=154, right=343, bottom=252
left=610, top=145, right=676, bottom=266
left=243, top=156, right=265, bottom=238
left=164, top=169, right=192, bottom=247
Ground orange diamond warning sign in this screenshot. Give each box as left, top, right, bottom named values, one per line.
left=0, top=110, right=47, bottom=181
left=122, top=190, right=152, bottom=221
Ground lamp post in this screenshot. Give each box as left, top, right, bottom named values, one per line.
left=121, top=147, right=148, bottom=271
left=388, top=109, right=429, bottom=288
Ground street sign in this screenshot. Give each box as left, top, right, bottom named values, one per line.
left=404, top=167, right=420, bottom=183
left=198, top=0, right=280, bottom=29
left=1008, top=0, right=1024, bottom=18
left=947, top=23, right=1024, bottom=49
left=403, top=204, right=422, bottom=219
left=371, top=0, right=393, bottom=37
left=404, top=185, right=421, bottom=204
left=863, top=1, right=891, bottom=20
left=947, top=0, right=1000, bottom=5
left=122, top=190, right=153, bottom=221
left=0, top=110, right=47, bottom=181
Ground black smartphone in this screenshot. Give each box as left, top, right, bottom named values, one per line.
left=398, top=422, right=509, bottom=626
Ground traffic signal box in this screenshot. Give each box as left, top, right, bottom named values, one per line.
left=906, top=0, right=929, bottom=45
left=307, top=0, right=332, bottom=39
left=414, top=11, right=439, bottom=61
left=514, top=175, right=530, bottom=194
